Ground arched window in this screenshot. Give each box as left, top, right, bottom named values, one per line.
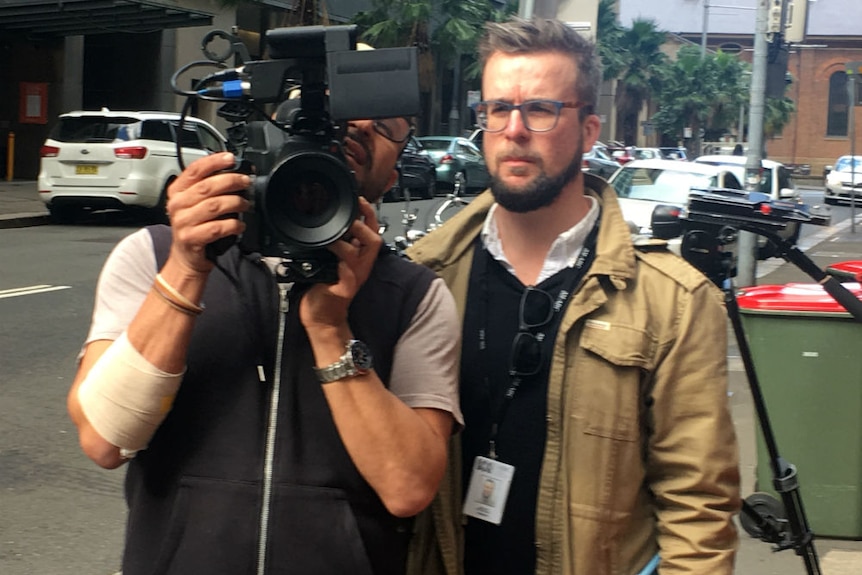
left=827, top=71, right=848, bottom=137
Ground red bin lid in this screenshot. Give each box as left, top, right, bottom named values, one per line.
left=827, top=260, right=862, bottom=281
left=736, top=282, right=862, bottom=313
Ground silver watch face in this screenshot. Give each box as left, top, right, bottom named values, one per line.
left=348, top=340, right=373, bottom=371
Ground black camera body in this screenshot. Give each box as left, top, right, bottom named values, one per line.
left=651, top=187, right=829, bottom=286
left=194, top=25, right=420, bottom=282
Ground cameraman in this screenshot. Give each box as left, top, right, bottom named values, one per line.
left=66, top=109, right=462, bottom=574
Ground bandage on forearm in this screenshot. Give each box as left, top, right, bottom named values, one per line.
left=77, top=332, right=184, bottom=453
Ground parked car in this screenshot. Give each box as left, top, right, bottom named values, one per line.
left=38, top=109, right=227, bottom=223
left=582, top=144, right=622, bottom=179
left=693, top=155, right=799, bottom=200
left=658, top=147, right=689, bottom=161
left=608, top=145, right=637, bottom=165
left=383, top=136, right=437, bottom=201
left=631, top=147, right=663, bottom=161
left=416, top=135, right=490, bottom=193
left=823, top=155, right=862, bottom=205
left=608, top=158, right=743, bottom=254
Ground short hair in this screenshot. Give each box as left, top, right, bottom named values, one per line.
left=478, top=17, right=602, bottom=115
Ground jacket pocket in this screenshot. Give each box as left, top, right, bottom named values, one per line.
left=267, top=483, right=376, bottom=575
left=573, top=321, right=657, bottom=442
left=152, top=476, right=260, bottom=575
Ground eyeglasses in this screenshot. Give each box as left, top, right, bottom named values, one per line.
left=509, top=286, right=556, bottom=378
left=473, top=99, right=589, bottom=133
left=373, top=118, right=414, bottom=144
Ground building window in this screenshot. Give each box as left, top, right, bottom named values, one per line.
left=827, top=71, right=848, bottom=137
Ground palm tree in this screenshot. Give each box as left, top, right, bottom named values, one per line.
left=651, top=45, right=749, bottom=157
left=613, top=19, right=667, bottom=145
left=352, top=0, right=513, bottom=132
left=596, top=0, right=625, bottom=82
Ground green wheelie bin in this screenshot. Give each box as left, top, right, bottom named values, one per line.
left=737, top=282, right=862, bottom=539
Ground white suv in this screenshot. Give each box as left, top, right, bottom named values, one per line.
left=693, top=155, right=799, bottom=201
left=38, top=109, right=227, bottom=223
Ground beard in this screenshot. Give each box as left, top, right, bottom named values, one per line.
left=490, top=147, right=584, bottom=213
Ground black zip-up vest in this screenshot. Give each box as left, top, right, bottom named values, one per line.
left=121, top=225, right=436, bottom=575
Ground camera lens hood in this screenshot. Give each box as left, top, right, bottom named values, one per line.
left=261, top=149, right=358, bottom=249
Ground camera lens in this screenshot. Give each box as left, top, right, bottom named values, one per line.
left=262, top=150, right=358, bottom=249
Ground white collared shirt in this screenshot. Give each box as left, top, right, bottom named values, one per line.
left=480, top=196, right=599, bottom=285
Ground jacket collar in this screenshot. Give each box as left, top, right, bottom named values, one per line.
left=407, top=174, right=638, bottom=291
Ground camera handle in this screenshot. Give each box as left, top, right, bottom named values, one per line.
left=724, top=227, right=862, bottom=575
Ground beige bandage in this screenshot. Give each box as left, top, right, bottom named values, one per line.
left=77, top=332, right=184, bottom=453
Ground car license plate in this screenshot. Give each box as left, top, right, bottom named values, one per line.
left=76, top=164, right=98, bottom=175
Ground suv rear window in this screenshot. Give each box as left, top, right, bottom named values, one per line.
left=50, top=116, right=140, bottom=143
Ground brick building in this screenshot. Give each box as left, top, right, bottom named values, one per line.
left=618, top=0, right=862, bottom=174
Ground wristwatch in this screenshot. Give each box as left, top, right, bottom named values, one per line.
left=313, top=339, right=374, bottom=383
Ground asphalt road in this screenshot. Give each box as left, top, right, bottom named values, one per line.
left=0, top=223, right=137, bottom=575
left=1, top=187, right=860, bottom=574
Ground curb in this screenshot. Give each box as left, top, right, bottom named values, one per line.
left=0, top=213, right=51, bottom=230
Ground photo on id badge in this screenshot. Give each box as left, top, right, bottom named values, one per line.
left=463, top=456, right=514, bottom=525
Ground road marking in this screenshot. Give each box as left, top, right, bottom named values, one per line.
left=756, top=212, right=862, bottom=278
left=0, top=284, right=72, bottom=299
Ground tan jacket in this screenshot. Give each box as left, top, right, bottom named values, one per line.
left=405, top=175, right=740, bottom=575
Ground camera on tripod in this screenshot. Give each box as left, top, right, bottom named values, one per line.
left=179, top=25, right=420, bottom=282
left=650, top=187, right=830, bottom=286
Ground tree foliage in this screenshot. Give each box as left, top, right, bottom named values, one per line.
left=651, top=45, right=750, bottom=150
left=604, top=17, right=667, bottom=144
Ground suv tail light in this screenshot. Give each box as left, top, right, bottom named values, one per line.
left=114, top=146, right=148, bottom=159
left=40, top=145, right=60, bottom=158
left=440, top=153, right=455, bottom=165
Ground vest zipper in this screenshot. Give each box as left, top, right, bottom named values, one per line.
left=256, top=281, right=292, bottom=575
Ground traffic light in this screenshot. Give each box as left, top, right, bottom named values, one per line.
left=768, top=0, right=783, bottom=35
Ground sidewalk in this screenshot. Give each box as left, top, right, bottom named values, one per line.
left=0, top=179, right=49, bottom=229
left=2, top=179, right=862, bottom=573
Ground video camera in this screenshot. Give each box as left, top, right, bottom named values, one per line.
left=651, top=188, right=830, bottom=286
left=176, top=25, right=420, bottom=282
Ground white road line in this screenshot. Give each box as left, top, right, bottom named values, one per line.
left=756, top=212, right=861, bottom=278
left=0, top=285, right=72, bottom=299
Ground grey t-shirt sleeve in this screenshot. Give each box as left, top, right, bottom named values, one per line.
left=387, top=277, right=464, bottom=429
left=85, top=228, right=157, bottom=346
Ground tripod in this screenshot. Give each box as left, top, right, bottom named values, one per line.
left=713, top=229, right=862, bottom=575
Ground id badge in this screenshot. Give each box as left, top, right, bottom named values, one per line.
left=462, top=456, right=515, bottom=525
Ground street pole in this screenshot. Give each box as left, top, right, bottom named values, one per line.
left=701, top=0, right=710, bottom=58
left=737, top=0, right=772, bottom=288
left=519, top=0, right=535, bottom=19
left=848, top=67, right=857, bottom=233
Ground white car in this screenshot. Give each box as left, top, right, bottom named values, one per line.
left=693, top=154, right=799, bottom=201
left=608, top=158, right=743, bottom=255
left=38, top=109, right=227, bottom=223
left=823, top=155, right=862, bottom=205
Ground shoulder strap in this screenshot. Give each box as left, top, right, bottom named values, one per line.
left=146, top=224, right=172, bottom=270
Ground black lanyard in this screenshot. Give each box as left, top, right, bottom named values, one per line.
left=478, top=221, right=599, bottom=459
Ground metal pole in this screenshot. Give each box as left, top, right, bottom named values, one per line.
left=701, top=0, right=710, bottom=57
left=738, top=0, right=771, bottom=288
left=849, top=73, right=857, bottom=233
left=519, top=0, right=535, bottom=19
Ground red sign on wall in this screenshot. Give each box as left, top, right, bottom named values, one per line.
left=19, top=82, right=48, bottom=124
